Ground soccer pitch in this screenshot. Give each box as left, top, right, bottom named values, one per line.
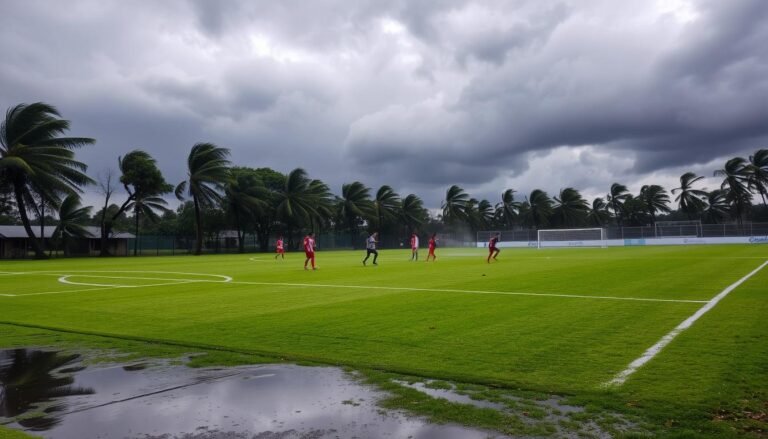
left=1, top=245, right=767, bottom=433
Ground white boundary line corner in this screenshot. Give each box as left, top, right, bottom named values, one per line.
left=605, top=259, right=768, bottom=387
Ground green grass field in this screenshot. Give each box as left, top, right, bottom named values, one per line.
left=2, top=245, right=767, bottom=437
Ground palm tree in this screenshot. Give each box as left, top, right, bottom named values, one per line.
left=338, top=181, right=373, bottom=247
left=638, top=184, right=671, bottom=225
left=672, top=172, right=708, bottom=220
left=702, top=189, right=730, bottom=224
left=304, top=178, right=335, bottom=232
left=465, top=198, right=493, bottom=231
left=495, top=189, right=520, bottom=228
left=175, top=143, right=231, bottom=255
left=552, top=187, right=588, bottom=227
left=621, top=195, right=646, bottom=226
left=586, top=197, right=610, bottom=226
left=714, top=158, right=751, bottom=226
left=400, top=194, right=426, bottom=233
left=745, top=149, right=768, bottom=206
left=521, top=189, right=553, bottom=229
left=441, top=185, right=469, bottom=226
left=127, top=195, right=170, bottom=256
left=373, top=185, right=401, bottom=233
left=606, top=183, right=630, bottom=226
left=0, top=103, right=94, bottom=258
left=52, top=194, right=92, bottom=257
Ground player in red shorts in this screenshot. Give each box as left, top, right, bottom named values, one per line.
left=487, top=233, right=500, bottom=263
left=275, top=235, right=285, bottom=260
left=409, top=232, right=419, bottom=261
left=426, top=233, right=437, bottom=262
left=303, top=232, right=317, bottom=270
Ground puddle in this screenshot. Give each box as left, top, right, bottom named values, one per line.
left=0, top=349, right=509, bottom=439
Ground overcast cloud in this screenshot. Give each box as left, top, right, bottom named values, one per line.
left=1, top=0, right=766, bottom=209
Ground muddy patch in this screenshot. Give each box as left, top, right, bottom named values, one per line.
left=0, top=349, right=508, bottom=439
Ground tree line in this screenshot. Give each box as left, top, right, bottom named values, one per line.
left=1, top=102, right=766, bottom=258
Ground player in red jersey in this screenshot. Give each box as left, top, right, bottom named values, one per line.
left=303, top=232, right=317, bottom=270
left=275, top=235, right=285, bottom=260
left=409, top=232, right=419, bottom=261
left=487, top=233, right=500, bottom=263
left=426, top=233, right=437, bottom=261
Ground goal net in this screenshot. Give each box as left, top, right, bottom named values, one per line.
left=654, top=220, right=702, bottom=238
left=537, top=228, right=607, bottom=248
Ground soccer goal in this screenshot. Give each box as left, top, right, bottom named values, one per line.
left=537, top=228, right=607, bottom=248
left=654, top=220, right=702, bottom=238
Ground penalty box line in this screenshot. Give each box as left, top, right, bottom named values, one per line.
left=605, top=259, right=768, bottom=387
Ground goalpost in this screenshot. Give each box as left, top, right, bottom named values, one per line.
left=537, top=228, right=607, bottom=249
left=654, top=220, right=702, bottom=238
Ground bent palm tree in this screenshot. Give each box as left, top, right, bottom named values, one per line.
left=373, top=185, right=401, bottom=241
left=586, top=197, right=610, bottom=226
left=338, top=181, right=373, bottom=247
left=714, top=158, right=751, bottom=226
left=441, top=185, right=469, bottom=226
left=53, top=194, right=92, bottom=257
left=606, top=183, right=630, bottom=226
left=175, top=143, right=231, bottom=255
left=521, top=189, right=553, bottom=229
left=702, top=189, right=730, bottom=224
left=745, top=149, right=768, bottom=206
left=401, top=194, right=427, bottom=233
left=672, top=172, right=708, bottom=220
left=552, top=187, right=588, bottom=227
left=0, top=103, right=94, bottom=258
left=127, top=195, right=170, bottom=256
left=639, top=185, right=671, bottom=225
left=495, top=189, right=520, bottom=229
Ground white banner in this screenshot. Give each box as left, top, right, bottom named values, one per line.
left=477, top=236, right=768, bottom=248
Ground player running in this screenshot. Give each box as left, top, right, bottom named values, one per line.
left=303, top=232, right=317, bottom=270
left=275, top=235, right=285, bottom=260
left=487, top=232, right=501, bottom=263
left=362, top=232, right=379, bottom=266
left=409, top=232, right=419, bottom=261
left=426, top=233, right=437, bottom=262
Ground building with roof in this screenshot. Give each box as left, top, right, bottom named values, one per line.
left=0, top=226, right=134, bottom=258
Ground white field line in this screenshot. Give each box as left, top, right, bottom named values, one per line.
left=2, top=285, right=133, bottom=297
left=606, top=259, right=768, bottom=387
left=222, top=280, right=708, bottom=304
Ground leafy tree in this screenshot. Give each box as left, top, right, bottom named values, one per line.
left=0, top=102, right=94, bottom=258
left=714, top=157, right=751, bottom=226
left=441, top=185, right=469, bottom=226
left=495, top=189, right=520, bottom=229
left=586, top=197, right=610, bottom=226
left=552, top=187, right=588, bottom=227
left=53, top=194, right=92, bottom=256
left=338, top=181, right=373, bottom=247
left=638, top=184, right=671, bottom=225
left=621, top=195, right=646, bottom=226
left=175, top=143, right=231, bottom=255
left=101, top=150, right=171, bottom=255
left=672, top=172, right=708, bottom=220
left=521, top=189, right=553, bottom=229
left=606, top=183, right=630, bottom=226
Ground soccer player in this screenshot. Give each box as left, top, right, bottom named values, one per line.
left=409, top=232, right=419, bottom=261
left=303, top=232, right=317, bottom=270
left=362, top=232, right=379, bottom=266
left=275, top=235, right=285, bottom=260
left=426, top=233, right=437, bottom=262
left=487, top=232, right=501, bottom=263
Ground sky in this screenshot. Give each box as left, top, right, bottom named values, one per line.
left=1, top=0, right=767, bottom=211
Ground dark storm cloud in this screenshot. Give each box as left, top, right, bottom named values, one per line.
left=1, top=0, right=766, bottom=209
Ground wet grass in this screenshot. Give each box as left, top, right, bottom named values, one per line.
left=1, top=245, right=767, bottom=437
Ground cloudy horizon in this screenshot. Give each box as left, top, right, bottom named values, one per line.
left=1, top=0, right=766, bottom=211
